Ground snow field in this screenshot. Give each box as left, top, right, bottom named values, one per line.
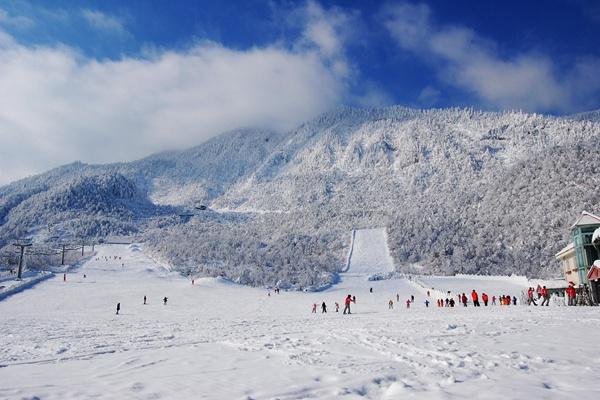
left=0, top=242, right=599, bottom=399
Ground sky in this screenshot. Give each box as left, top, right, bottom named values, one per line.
left=0, top=0, right=599, bottom=185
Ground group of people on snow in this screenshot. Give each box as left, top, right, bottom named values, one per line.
left=527, top=286, right=550, bottom=306
left=436, top=290, right=517, bottom=307
left=312, top=294, right=356, bottom=314
left=115, top=295, right=168, bottom=315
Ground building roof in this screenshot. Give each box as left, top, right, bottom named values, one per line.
left=571, top=211, right=600, bottom=228
left=555, top=242, right=575, bottom=258
left=588, top=261, right=600, bottom=281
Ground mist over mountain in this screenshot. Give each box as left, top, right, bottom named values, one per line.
left=2, top=106, right=599, bottom=287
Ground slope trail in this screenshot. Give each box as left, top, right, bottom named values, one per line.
left=345, top=228, right=396, bottom=275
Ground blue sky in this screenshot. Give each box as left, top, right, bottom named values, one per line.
left=0, top=0, right=599, bottom=184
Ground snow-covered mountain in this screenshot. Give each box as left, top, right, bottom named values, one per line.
left=2, top=106, right=600, bottom=285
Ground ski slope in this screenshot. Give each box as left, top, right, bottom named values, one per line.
left=345, top=228, right=395, bottom=275
left=0, top=244, right=599, bottom=399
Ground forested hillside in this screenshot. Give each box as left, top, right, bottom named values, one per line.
left=2, top=107, right=599, bottom=287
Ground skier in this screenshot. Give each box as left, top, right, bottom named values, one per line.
left=335, top=302, right=339, bottom=312
left=410, top=294, right=414, bottom=303
left=471, top=290, right=480, bottom=307
left=83, top=274, right=86, bottom=279
left=482, top=292, right=489, bottom=306
left=143, top=295, right=147, bottom=305
left=343, top=294, right=354, bottom=314
left=321, top=301, right=327, bottom=313
left=192, top=279, right=195, bottom=285
left=370, top=287, right=373, bottom=293
left=427, top=290, right=430, bottom=297
left=512, top=296, right=517, bottom=306
left=492, top=295, right=497, bottom=305
left=163, top=297, right=168, bottom=305
left=461, top=293, right=468, bottom=307
left=424, top=299, right=430, bottom=308
left=116, top=303, right=120, bottom=315
left=389, top=299, right=394, bottom=309
left=63, top=273, right=66, bottom=282
left=396, top=293, right=400, bottom=302
left=406, top=299, right=411, bottom=309
left=312, top=303, right=317, bottom=313
left=449, top=298, right=455, bottom=307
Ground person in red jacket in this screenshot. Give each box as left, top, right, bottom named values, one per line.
left=343, top=294, right=354, bottom=314
left=540, top=286, right=550, bottom=306
left=527, top=287, right=537, bottom=306
left=461, top=293, right=468, bottom=307
left=482, top=292, right=489, bottom=306
left=471, top=290, right=480, bottom=307
left=566, top=286, right=577, bottom=306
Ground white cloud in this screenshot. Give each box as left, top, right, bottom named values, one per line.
left=293, top=0, right=362, bottom=81
left=0, top=8, right=35, bottom=30
left=0, top=35, right=346, bottom=185
left=81, top=9, right=128, bottom=36
left=417, top=85, right=441, bottom=106
left=382, top=2, right=600, bottom=113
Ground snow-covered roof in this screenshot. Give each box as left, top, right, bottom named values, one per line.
left=587, top=260, right=600, bottom=280
left=555, top=242, right=575, bottom=258
left=571, top=211, right=600, bottom=228
left=593, top=228, right=600, bottom=244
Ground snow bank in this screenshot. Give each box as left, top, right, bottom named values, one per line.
left=0, top=271, right=53, bottom=301
left=452, top=273, right=530, bottom=286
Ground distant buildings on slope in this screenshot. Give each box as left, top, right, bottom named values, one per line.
left=555, top=211, right=600, bottom=304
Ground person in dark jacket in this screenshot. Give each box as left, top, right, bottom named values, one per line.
left=321, top=301, right=327, bottom=313
left=163, top=297, right=168, bottom=305
left=116, top=303, right=120, bottom=315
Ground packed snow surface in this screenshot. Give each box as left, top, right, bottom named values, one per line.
left=1, top=243, right=599, bottom=399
